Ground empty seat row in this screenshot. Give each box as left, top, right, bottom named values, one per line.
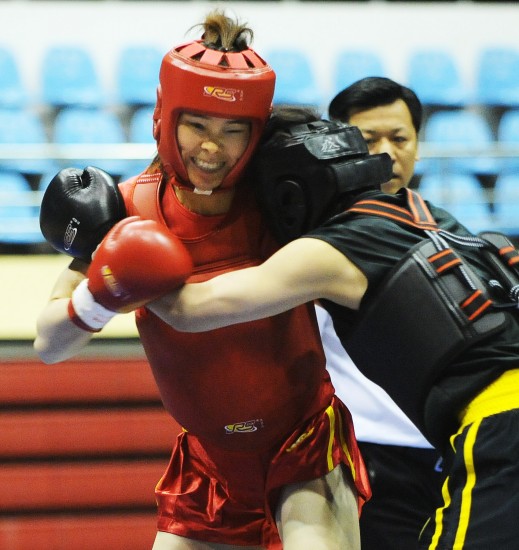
left=2, top=45, right=519, bottom=111
left=0, top=44, right=163, bottom=110
left=2, top=106, right=518, bottom=179
left=3, top=168, right=519, bottom=247
left=268, top=46, right=519, bottom=109
left=0, top=106, right=155, bottom=176
left=418, top=171, right=519, bottom=237
left=0, top=171, right=44, bottom=245
left=416, top=109, right=519, bottom=176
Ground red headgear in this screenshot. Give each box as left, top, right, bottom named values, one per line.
left=153, top=40, right=276, bottom=190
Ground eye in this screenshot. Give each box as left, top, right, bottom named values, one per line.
left=226, top=129, right=247, bottom=137
left=188, top=120, right=206, bottom=131
left=225, top=124, right=250, bottom=135
left=393, top=136, right=408, bottom=143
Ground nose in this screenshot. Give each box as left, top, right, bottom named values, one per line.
left=374, top=138, right=396, bottom=160
left=201, top=140, right=219, bottom=154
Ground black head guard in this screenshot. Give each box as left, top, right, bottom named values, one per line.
left=251, top=119, right=392, bottom=244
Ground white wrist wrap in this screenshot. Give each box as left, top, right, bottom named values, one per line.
left=70, top=279, right=117, bottom=331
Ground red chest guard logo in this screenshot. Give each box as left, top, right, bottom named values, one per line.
left=225, top=418, right=264, bottom=434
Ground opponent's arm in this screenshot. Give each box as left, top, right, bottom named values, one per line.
left=149, top=236, right=367, bottom=332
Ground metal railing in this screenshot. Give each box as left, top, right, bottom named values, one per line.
left=0, top=143, right=518, bottom=244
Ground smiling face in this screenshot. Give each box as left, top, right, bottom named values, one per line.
left=348, top=99, right=419, bottom=194
left=176, top=112, right=251, bottom=194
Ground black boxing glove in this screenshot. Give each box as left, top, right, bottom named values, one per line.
left=40, top=167, right=126, bottom=262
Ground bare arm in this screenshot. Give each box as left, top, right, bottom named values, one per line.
left=148, top=237, right=367, bottom=332
left=34, top=259, right=94, bottom=364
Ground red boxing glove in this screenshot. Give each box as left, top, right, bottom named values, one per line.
left=69, top=216, right=193, bottom=332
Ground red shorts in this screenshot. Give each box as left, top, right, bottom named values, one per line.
left=155, top=396, right=371, bottom=548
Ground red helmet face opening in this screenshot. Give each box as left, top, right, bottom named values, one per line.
left=154, top=41, right=276, bottom=190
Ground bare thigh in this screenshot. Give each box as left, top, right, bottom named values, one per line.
left=275, top=464, right=360, bottom=550
left=152, top=531, right=265, bottom=550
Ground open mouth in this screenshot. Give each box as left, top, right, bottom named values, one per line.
left=193, top=158, right=225, bottom=173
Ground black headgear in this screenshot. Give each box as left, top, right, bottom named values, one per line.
left=252, top=119, right=392, bottom=244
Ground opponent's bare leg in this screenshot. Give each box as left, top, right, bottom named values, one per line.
left=276, top=464, right=360, bottom=550
left=152, top=531, right=264, bottom=550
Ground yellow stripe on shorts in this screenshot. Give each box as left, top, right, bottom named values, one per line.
left=453, top=419, right=481, bottom=548
left=325, top=405, right=335, bottom=472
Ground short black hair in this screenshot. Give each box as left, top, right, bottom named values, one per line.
left=328, top=77, right=423, bottom=134
left=261, top=106, right=321, bottom=144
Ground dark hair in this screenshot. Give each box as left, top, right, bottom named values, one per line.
left=328, top=77, right=423, bottom=134
left=260, top=106, right=321, bottom=144
left=196, top=9, right=253, bottom=53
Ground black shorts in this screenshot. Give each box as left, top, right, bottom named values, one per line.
left=419, top=407, right=519, bottom=549
left=358, top=441, right=445, bottom=550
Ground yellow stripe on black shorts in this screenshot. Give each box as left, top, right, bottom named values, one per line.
left=422, top=369, right=519, bottom=550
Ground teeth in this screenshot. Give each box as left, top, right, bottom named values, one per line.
left=194, top=158, right=224, bottom=171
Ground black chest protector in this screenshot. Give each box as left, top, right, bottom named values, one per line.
left=338, top=188, right=519, bottom=429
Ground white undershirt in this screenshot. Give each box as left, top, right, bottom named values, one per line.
left=316, top=304, right=433, bottom=448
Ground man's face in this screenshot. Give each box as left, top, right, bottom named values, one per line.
left=348, top=99, right=419, bottom=194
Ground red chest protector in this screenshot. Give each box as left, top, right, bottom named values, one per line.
left=118, top=173, right=332, bottom=451
left=120, top=172, right=272, bottom=279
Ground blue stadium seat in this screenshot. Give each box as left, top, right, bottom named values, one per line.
left=0, top=46, right=28, bottom=108
left=475, top=47, right=519, bottom=108
left=0, top=108, right=58, bottom=175
left=497, top=109, right=519, bottom=174
left=406, top=49, right=469, bottom=107
left=0, top=171, right=44, bottom=244
left=41, top=45, right=106, bottom=108
left=492, top=173, right=519, bottom=236
left=418, top=172, right=494, bottom=234
left=129, top=106, right=155, bottom=144
left=116, top=45, right=162, bottom=107
left=332, top=50, right=385, bottom=97
left=423, top=110, right=498, bottom=176
left=38, top=170, right=58, bottom=195
left=127, top=106, right=156, bottom=174
left=266, top=48, right=323, bottom=107
left=53, top=107, right=127, bottom=176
